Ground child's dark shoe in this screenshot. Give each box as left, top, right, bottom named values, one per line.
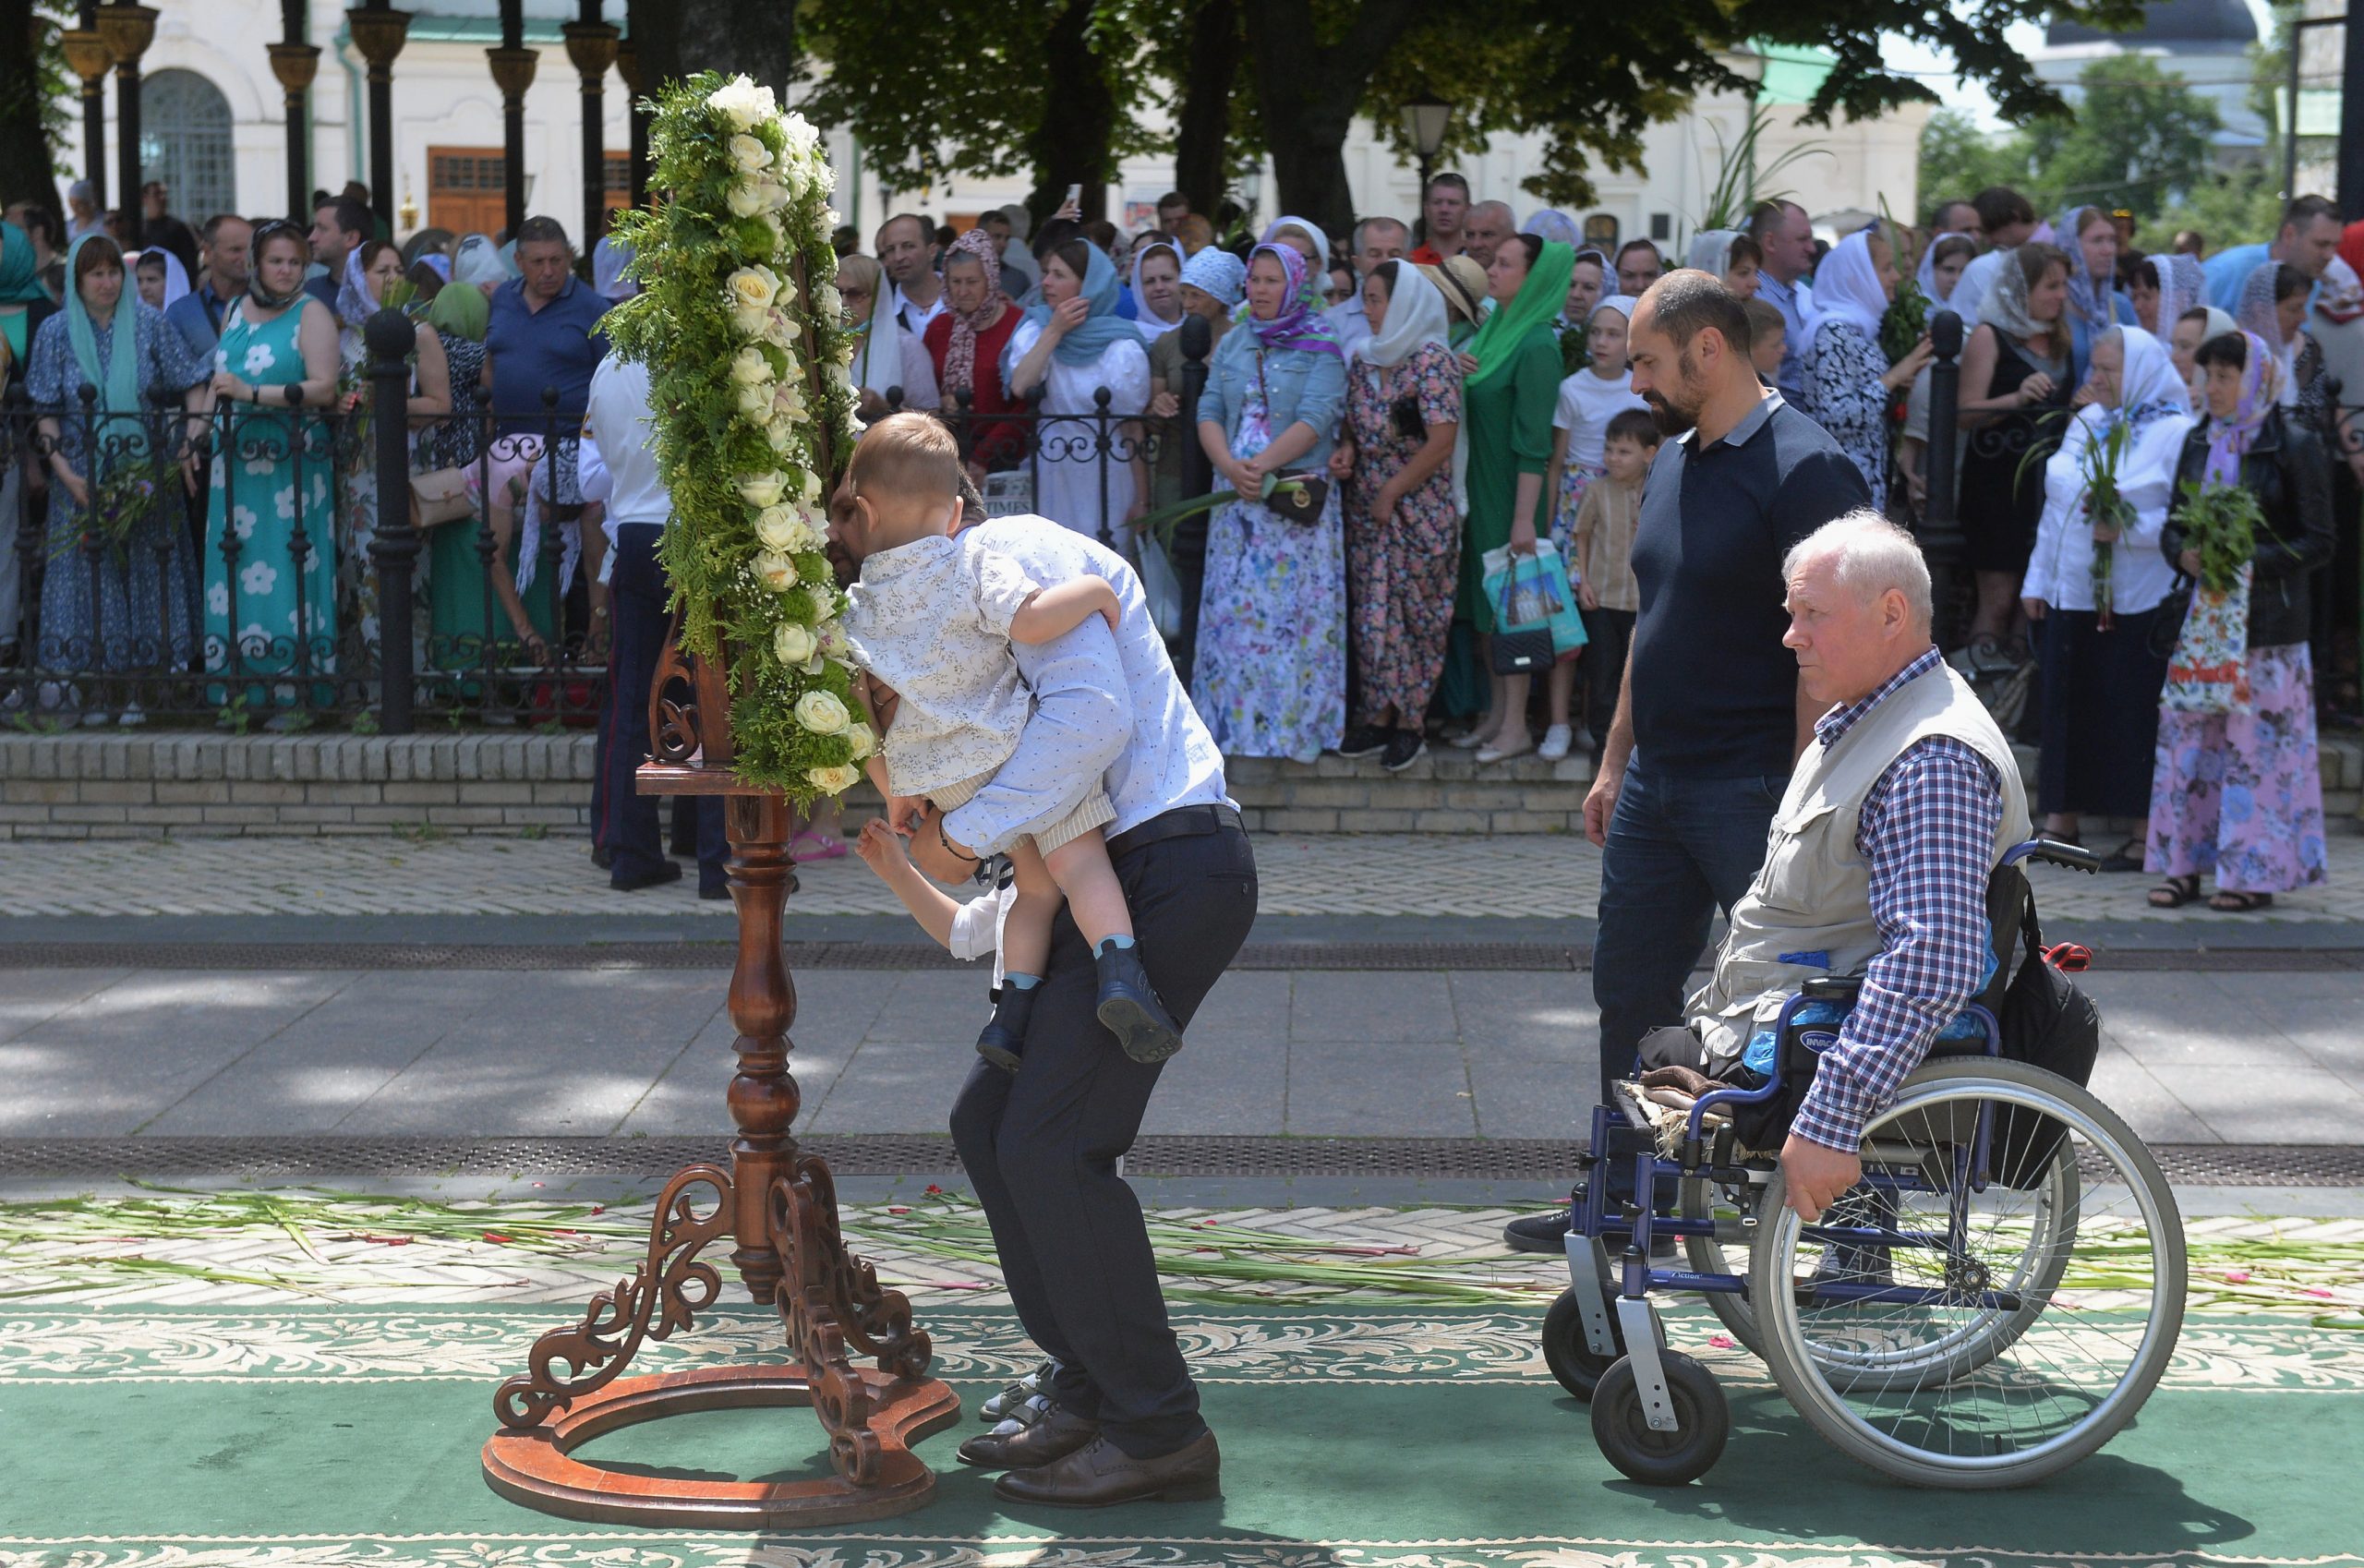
left=1093, top=944, right=1185, bottom=1063
left=976, top=983, right=1037, bottom=1072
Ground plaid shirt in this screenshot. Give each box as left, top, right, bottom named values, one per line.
left=1791, top=646, right=2004, bottom=1152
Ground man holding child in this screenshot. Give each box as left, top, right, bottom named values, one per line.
left=828, top=415, right=1250, bottom=1509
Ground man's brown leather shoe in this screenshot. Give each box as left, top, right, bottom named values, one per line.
left=956, top=1403, right=1099, bottom=1469
left=992, top=1430, right=1221, bottom=1508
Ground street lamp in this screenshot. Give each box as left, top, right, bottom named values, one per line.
left=1401, top=95, right=1453, bottom=199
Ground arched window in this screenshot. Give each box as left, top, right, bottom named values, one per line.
left=140, top=69, right=236, bottom=223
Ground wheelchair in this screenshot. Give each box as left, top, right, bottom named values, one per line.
left=1543, top=838, right=2188, bottom=1489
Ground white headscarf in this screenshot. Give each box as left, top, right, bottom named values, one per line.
left=1591, top=294, right=1637, bottom=330
left=452, top=234, right=513, bottom=288
left=850, top=267, right=910, bottom=398
left=1685, top=230, right=1739, bottom=276
left=135, top=247, right=191, bottom=309
left=1951, top=248, right=2011, bottom=332
left=2145, top=252, right=2204, bottom=332
left=1356, top=259, right=1450, bottom=385
left=2101, top=325, right=2191, bottom=434
left=1260, top=215, right=1330, bottom=273
left=1807, top=228, right=1888, bottom=342
left=1915, top=232, right=1971, bottom=308
left=1129, top=238, right=1185, bottom=341
left=1523, top=209, right=1582, bottom=249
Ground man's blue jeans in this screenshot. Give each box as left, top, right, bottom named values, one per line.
left=1592, top=757, right=1787, bottom=1104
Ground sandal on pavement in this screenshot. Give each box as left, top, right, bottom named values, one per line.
left=1475, top=732, right=1534, bottom=765
left=2097, top=838, right=2144, bottom=874
left=2148, top=874, right=2200, bottom=909
left=790, top=828, right=848, bottom=863
left=2208, top=890, right=2274, bottom=913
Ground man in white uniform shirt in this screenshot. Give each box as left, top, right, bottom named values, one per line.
left=579, top=353, right=725, bottom=896
left=826, top=478, right=1252, bottom=1509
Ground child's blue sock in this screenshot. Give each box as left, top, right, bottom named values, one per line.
left=1004, top=971, right=1042, bottom=990
left=1092, top=935, right=1137, bottom=958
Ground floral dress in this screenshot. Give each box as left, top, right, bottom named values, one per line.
left=1344, top=341, right=1463, bottom=725
left=1801, top=318, right=1891, bottom=513
left=1190, top=381, right=1346, bottom=761
left=207, top=299, right=336, bottom=684
left=24, top=303, right=208, bottom=673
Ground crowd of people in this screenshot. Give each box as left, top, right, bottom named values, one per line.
left=1, top=165, right=2356, bottom=908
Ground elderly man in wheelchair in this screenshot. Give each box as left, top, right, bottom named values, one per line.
left=1544, top=513, right=2187, bottom=1490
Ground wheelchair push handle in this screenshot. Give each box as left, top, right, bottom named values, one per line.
left=2002, top=837, right=2102, bottom=875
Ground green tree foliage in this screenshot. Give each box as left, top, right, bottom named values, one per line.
left=0, top=0, right=73, bottom=223
left=1917, top=107, right=2028, bottom=211
left=1918, top=58, right=2224, bottom=225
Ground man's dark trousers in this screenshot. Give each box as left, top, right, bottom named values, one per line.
left=949, top=814, right=1257, bottom=1459
left=605, top=523, right=722, bottom=888
left=1591, top=757, right=1783, bottom=1103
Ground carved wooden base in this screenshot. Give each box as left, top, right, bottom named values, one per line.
left=482, top=770, right=959, bottom=1529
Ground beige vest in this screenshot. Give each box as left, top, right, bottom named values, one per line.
left=1687, top=658, right=2032, bottom=1069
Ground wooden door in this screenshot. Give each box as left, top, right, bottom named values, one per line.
left=428, top=147, right=508, bottom=237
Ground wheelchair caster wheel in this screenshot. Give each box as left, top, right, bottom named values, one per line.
left=1590, top=1350, right=1729, bottom=1486
left=1541, top=1286, right=1624, bottom=1400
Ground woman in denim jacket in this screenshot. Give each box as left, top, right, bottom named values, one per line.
left=1189, top=242, right=1349, bottom=761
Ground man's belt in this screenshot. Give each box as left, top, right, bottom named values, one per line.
left=1105, top=802, right=1242, bottom=862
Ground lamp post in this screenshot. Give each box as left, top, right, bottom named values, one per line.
left=95, top=4, right=157, bottom=240
left=562, top=2, right=621, bottom=250
left=347, top=2, right=411, bottom=235
left=60, top=15, right=110, bottom=212
left=270, top=2, right=320, bottom=225
left=1400, top=95, right=1453, bottom=202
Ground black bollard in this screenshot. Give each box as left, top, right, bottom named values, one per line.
left=366, top=306, right=419, bottom=733
left=1921, top=308, right=1966, bottom=649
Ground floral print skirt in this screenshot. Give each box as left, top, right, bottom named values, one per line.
left=1190, top=391, right=1345, bottom=763
left=1548, top=461, right=1603, bottom=587
left=2144, top=642, right=2327, bottom=894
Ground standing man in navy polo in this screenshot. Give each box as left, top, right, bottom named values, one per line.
left=1502, top=269, right=1870, bottom=1254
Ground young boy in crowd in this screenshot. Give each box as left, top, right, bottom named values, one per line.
left=1743, top=296, right=1788, bottom=389
left=1570, top=406, right=1657, bottom=753
left=1540, top=295, right=1646, bottom=761
left=838, top=414, right=1184, bottom=1071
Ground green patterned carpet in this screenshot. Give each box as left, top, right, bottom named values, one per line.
left=4, top=1301, right=2360, bottom=1568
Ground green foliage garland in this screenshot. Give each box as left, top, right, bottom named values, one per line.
left=603, top=74, right=874, bottom=804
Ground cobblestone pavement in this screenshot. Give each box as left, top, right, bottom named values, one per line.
left=5, top=829, right=2362, bottom=923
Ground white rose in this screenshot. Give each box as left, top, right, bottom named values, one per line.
left=773, top=621, right=817, bottom=664
left=706, top=75, right=775, bottom=132
left=730, top=346, right=773, bottom=386
left=815, top=283, right=842, bottom=320
left=728, top=132, right=772, bottom=174
left=794, top=689, right=850, bottom=734
left=794, top=468, right=823, bottom=503
left=771, top=380, right=806, bottom=420
left=726, top=180, right=767, bottom=219
left=801, top=585, right=836, bottom=623
left=818, top=622, right=851, bottom=660
left=726, top=264, right=779, bottom=314
left=806, top=763, right=861, bottom=795
left=843, top=722, right=875, bottom=762
left=756, top=178, right=791, bottom=213
left=762, top=309, right=799, bottom=351
left=781, top=115, right=821, bottom=161
left=739, top=473, right=787, bottom=508
left=812, top=161, right=838, bottom=198
left=765, top=416, right=797, bottom=453
left=754, top=504, right=802, bottom=550
left=778, top=161, right=810, bottom=201
left=754, top=549, right=799, bottom=592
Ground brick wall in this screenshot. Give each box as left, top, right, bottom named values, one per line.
left=4, top=730, right=2358, bottom=838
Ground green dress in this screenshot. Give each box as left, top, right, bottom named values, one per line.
left=1457, top=323, right=1562, bottom=632
left=206, top=298, right=337, bottom=692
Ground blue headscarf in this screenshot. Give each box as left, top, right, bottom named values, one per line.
left=64, top=234, right=145, bottom=464
left=1026, top=240, right=1138, bottom=368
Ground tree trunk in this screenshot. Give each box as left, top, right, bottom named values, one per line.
left=1172, top=0, right=1238, bottom=219
left=0, top=0, right=58, bottom=224
left=1241, top=0, right=1419, bottom=239
left=1022, top=0, right=1116, bottom=223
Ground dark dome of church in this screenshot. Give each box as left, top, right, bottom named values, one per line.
left=2047, top=0, right=2259, bottom=49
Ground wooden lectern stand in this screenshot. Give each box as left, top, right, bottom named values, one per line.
left=480, top=636, right=960, bottom=1528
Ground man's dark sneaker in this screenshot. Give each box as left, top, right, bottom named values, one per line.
left=1381, top=729, right=1427, bottom=772
left=1094, top=944, right=1186, bottom=1063
left=1336, top=724, right=1390, bottom=759
left=590, top=844, right=612, bottom=871
left=977, top=983, right=1040, bottom=1072
left=1503, top=1210, right=1572, bottom=1254
left=610, top=858, right=681, bottom=892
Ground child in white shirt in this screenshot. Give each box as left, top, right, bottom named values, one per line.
left=837, top=414, right=1183, bottom=1072
left=1540, top=295, right=1647, bottom=761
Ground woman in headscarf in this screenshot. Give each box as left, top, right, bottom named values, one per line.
left=1008, top=235, right=1152, bottom=540
left=1453, top=234, right=1573, bottom=764
left=1327, top=259, right=1463, bottom=770
left=0, top=222, right=61, bottom=660
left=1957, top=242, right=2074, bottom=657
left=1684, top=230, right=1762, bottom=297
left=837, top=251, right=939, bottom=419
left=1523, top=210, right=1582, bottom=250
left=199, top=221, right=339, bottom=705
left=419, top=276, right=543, bottom=670
left=1260, top=216, right=1330, bottom=276
left=1539, top=294, right=1645, bottom=759
left=2129, top=252, right=2203, bottom=337
left=2057, top=205, right=2133, bottom=380
left=591, top=236, right=636, bottom=304
left=922, top=227, right=1026, bottom=473
left=2237, top=260, right=2309, bottom=410
left=1130, top=238, right=1185, bottom=342
left=2020, top=325, right=2195, bottom=866
left=1145, top=247, right=1242, bottom=511
left=24, top=235, right=211, bottom=708
left=1563, top=248, right=1608, bottom=331
left=1799, top=223, right=1930, bottom=513
left=2169, top=303, right=2237, bottom=410
left=452, top=233, right=514, bottom=296
left=1915, top=232, right=1977, bottom=313
left=2145, top=329, right=2334, bottom=912
left=1190, top=240, right=1348, bottom=760
left=132, top=248, right=190, bottom=312
left=331, top=239, right=451, bottom=655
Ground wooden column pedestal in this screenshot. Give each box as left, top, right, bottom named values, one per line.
left=482, top=645, right=959, bottom=1527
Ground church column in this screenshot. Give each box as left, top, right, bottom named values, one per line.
left=94, top=4, right=157, bottom=234
left=60, top=7, right=110, bottom=211
left=614, top=30, right=647, bottom=211
left=488, top=0, right=535, bottom=239
left=562, top=0, right=619, bottom=248
left=346, top=1, right=410, bottom=235
left=269, top=2, right=320, bottom=223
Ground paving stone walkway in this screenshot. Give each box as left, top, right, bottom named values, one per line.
left=6, top=829, right=2363, bottom=923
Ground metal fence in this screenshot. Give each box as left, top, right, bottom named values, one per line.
left=0, top=311, right=1225, bottom=731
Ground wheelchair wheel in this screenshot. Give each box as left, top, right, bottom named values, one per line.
left=1751, top=1059, right=2185, bottom=1488
left=1590, top=1351, right=1729, bottom=1485
left=1542, top=1286, right=1623, bottom=1398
